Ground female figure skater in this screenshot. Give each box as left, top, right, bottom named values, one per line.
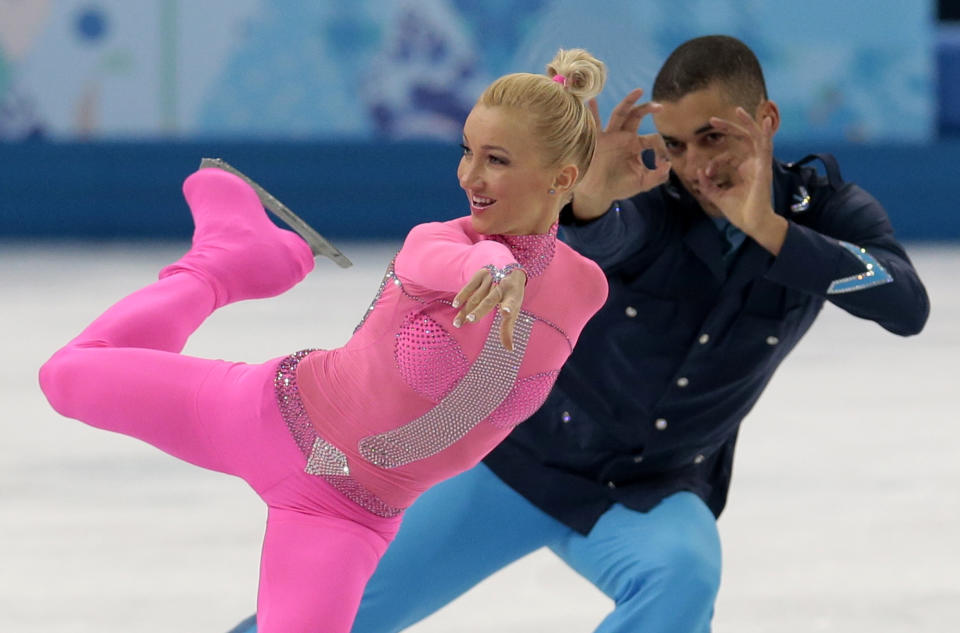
left=39, top=49, right=619, bottom=632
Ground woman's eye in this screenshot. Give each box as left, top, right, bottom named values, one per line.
left=489, top=155, right=508, bottom=165
left=459, top=143, right=471, bottom=155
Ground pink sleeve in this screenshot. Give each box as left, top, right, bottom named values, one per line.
left=394, top=221, right=518, bottom=294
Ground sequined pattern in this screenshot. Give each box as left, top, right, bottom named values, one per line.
left=354, top=256, right=402, bottom=335
left=274, top=349, right=319, bottom=456
left=305, top=436, right=350, bottom=476
left=486, top=222, right=558, bottom=278
left=318, top=475, right=405, bottom=518
left=482, top=262, right=524, bottom=284
left=359, top=310, right=535, bottom=468
left=395, top=311, right=469, bottom=402
left=485, top=370, right=559, bottom=430
left=274, top=350, right=404, bottom=517
left=826, top=241, right=894, bottom=295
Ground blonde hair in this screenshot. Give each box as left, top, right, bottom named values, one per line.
left=479, top=49, right=606, bottom=181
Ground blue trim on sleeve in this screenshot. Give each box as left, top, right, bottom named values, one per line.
left=826, top=241, right=894, bottom=295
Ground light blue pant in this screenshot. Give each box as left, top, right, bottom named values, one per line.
left=228, top=463, right=721, bottom=633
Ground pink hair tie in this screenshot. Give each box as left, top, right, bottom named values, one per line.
left=552, top=74, right=567, bottom=86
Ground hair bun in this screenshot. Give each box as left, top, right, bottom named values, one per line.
left=546, top=48, right=607, bottom=101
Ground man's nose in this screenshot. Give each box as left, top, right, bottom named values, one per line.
left=679, top=146, right=708, bottom=180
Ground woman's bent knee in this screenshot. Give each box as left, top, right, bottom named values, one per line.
left=38, top=349, right=71, bottom=416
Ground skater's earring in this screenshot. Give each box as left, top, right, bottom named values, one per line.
left=548, top=188, right=556, bottom=194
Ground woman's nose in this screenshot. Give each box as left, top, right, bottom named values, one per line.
left=459, top=162, right=483, bottom=189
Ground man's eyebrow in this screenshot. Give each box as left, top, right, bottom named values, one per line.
left=660, top=122, right=716, bottom=143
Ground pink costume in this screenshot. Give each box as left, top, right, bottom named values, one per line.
left=38, top=168, right=607, bottom=632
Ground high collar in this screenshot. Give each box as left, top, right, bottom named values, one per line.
left=485, top=223, right=558, bottom=278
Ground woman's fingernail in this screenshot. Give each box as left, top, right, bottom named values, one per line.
left=452, top=299, right=460, bottom=308
left=466, top=313, right=476, bottom=322
left=453, top=318, right=462, bottom=328
left=501, top=305, right=511, bottom=313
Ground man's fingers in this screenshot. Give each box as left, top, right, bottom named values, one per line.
left=710, top=109, right=763, bottom=145
left=638, top=133, right=670, bottom=167
left=622, top=101, right=662, bottom=134
left=588, top=98, right=602, bottom=129
left=703, top=151, right=741, bottom=182
left=696, top=167, right=728, bottom=200
left=606, top=88, right=645, bottom=133
left=708, top=116, right=749, bottom=140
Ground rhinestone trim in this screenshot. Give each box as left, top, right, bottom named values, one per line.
left=274, top=350, right=404, bottom=517
left=482, top=262, right=525, bottom=285
left=394, top=311, right=469, bottom=402
left=827, top=241, right=894, bottom=295
left=486, top=223, right=558, bottom=278
left=354, top=256, right=401, bottom=334
left=358, top=310, right=535, bottom=468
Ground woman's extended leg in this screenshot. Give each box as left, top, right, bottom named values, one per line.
left=38, top=166, right=315, bottom=478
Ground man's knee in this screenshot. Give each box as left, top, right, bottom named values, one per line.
left=649, top=535, right=721, bottom=599
left=604, top=499, right=722, bottom=606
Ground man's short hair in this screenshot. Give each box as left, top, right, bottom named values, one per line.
left=652, top=35, right=768, bottom=109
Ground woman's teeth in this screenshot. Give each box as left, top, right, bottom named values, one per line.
left=472, top=195, right=495, bottom=209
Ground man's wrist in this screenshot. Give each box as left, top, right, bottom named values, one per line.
left=571, top=189, right=614, bottom=221
left=745, top=210, right=788, bottom=256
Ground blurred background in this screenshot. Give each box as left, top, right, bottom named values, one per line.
left=2, top=2, right=959, bottom=632
left=1, top=0, right=958, bottom=241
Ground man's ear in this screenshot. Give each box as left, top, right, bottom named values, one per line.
left=757, top=99, right=781, bottom=134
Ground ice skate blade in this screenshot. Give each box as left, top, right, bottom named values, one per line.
left=198, top=157, right=353, bottom=269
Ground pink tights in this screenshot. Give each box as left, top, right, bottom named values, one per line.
left=38, top=169, right=401, bottom=632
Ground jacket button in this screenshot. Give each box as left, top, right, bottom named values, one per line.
left=655, top=418, right=668, bottom=430
left=766, top=336, right=780, bottom=345
left=693, top=454, right=705, bottom=464
left=698, top=333, right=710, bottom=344
left=676, top=377, right=689, bottom=388
left=561, top=411, right=571, bottom=423
left=632, top=454, right=644, bottom=463
left=607, top=481, right=617, bottom=489
left=625, top=306, right=638, bottom=318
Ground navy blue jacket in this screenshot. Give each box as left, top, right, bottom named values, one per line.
left=483, top=155, right=930, bottom=535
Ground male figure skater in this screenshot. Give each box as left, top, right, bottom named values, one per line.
left=231, top=35, right=928, bottom=633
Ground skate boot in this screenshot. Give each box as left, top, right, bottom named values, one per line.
left=198, top=158, right=352, bottom=269
left=159, top=166, right=317, bottom=309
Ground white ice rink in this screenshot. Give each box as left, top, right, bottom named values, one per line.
left=2, top=241, right=957, bottom=632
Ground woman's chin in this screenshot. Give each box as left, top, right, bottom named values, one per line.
left=470, top=213, right=494, bottom=234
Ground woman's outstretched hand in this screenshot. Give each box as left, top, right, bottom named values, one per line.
left=452, top=267, right=527, bottom=351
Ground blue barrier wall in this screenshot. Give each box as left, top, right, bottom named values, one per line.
left=1, top=141, right=957, bottom=242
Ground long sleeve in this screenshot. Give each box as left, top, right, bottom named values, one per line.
left=764, top=183, right=929, bottom=335
left=559, top=191, right=665, bottom=271
left=393, top=220, right=518, bottom=295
